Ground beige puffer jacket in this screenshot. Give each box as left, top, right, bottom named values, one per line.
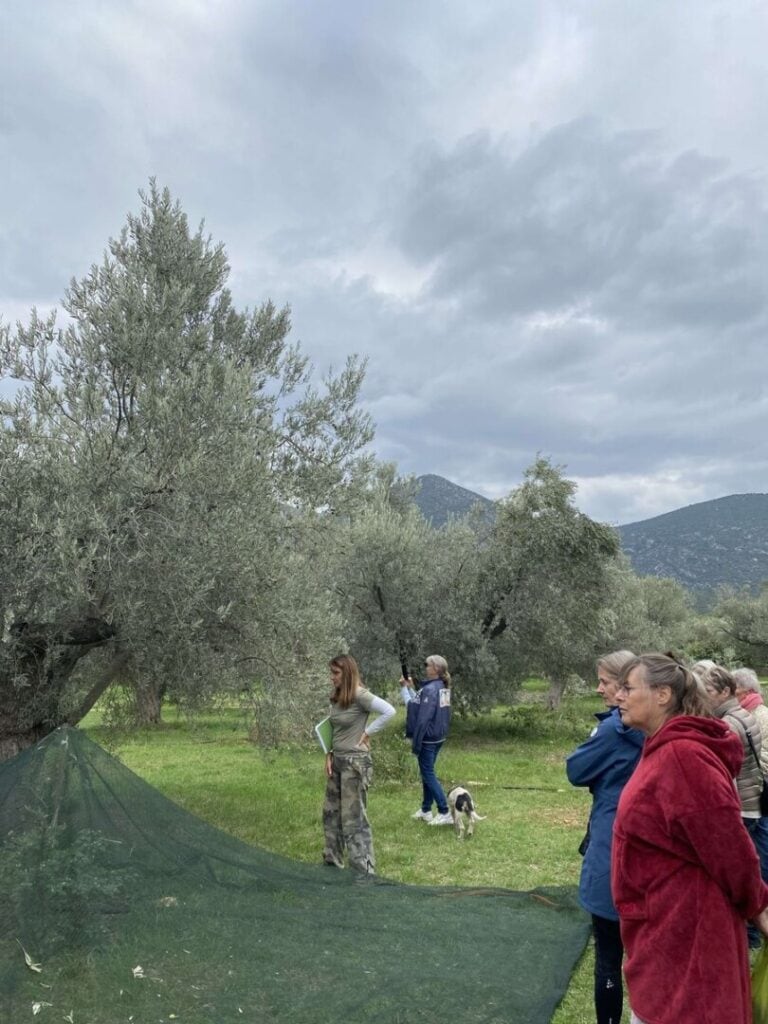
left=715, top=698, right=763, bottom=818
left=751, top=703, right=768, bottom=776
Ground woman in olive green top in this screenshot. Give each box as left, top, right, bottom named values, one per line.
left=322, top=655, right=395, bottom=874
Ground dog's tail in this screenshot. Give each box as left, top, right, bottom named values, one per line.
left=470, top=812, right=487, bottom=822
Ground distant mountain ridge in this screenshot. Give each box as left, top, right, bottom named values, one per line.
left=413, top=474, right=495, bottom=528
left=617, top=493, right=768, bottom=592
left=414, top=476, right=768, bottom=592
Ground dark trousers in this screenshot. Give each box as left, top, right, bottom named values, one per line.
left=417, top=741, right=448, bottom=814
left=592, top=914, right=624, bottom=1024
left=744, top=815, right=768, bottom=946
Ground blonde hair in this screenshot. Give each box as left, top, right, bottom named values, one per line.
left=597, top=650, right=635, bottom=681
left=691, top=659, right=717, bottom=680
left=698, top=664, right=735, bottom=697
left=426, top=654, right=451, bottom=687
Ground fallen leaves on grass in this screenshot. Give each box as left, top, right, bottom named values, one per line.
left=16, top=941, right=42, bottom=972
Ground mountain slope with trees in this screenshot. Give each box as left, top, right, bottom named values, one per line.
left=617, top=493, right=768, bottom=593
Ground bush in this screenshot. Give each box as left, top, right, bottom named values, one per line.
left=451, top=702, right=592, bottom=744
left=372, top=726, right=418, bottom=783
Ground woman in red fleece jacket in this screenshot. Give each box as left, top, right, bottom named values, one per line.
left=612, top=653, right=768, bottom=1024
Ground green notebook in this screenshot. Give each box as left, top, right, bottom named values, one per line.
left=314, top=716, right=333, bottom=754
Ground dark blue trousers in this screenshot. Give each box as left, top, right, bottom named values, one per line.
left=744, top=815, right=768, bottom=947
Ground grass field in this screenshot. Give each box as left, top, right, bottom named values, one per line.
left=81, top=684, right=601, bottom=1022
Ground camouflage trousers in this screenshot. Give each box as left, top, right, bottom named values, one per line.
left=322, top=752, right=375, bottom=874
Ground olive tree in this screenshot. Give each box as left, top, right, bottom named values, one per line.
left=325, top=469, right=497, bottom=703
left=709, top=585, right=768, bottom=672
left=477, top=457, right=621, bottom=707
left=0, top=183, right=373, bottom=759
left=598, top=560, right=694, bottom=656
left=330, top=459, right=627, bottom=711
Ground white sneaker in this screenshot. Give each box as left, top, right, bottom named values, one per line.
left=411, top=809, right=433, bottom=822
left=428, top=812, right=454, bottom=826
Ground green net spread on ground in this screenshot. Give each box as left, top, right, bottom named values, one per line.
left=0, top=727, right=589, bottom=1023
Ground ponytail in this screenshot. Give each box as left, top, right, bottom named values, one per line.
left=619, top=654, right=711, bottom=718
left=677, top=664, right=710, bottom=716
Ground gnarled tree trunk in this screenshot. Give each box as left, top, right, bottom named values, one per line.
left=134, top=677, right=166, bottom=725
left=0, top=617, right=121, bottom=762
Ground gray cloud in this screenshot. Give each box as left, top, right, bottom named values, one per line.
left=395, top=120, right=768, bottom=333
left=3, top=0, right=768, bottom=524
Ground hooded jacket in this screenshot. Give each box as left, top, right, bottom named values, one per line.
left=612, top=715, right=768, bottom=1024
left=566, top=707, right=644, bottom=920
left=404, top=678, right=450, bottom=754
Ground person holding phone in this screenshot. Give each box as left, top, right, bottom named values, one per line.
left=401, top=654, right=453, bottom=825
left=322, top=654, right=394, bottom=874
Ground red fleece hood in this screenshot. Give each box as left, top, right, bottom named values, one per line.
left=644, top=713, right=744, bottom=777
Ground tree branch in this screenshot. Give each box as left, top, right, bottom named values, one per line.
left=65, top=649, right=130, bottom=725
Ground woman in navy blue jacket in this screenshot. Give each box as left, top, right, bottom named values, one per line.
left=566, top=651, right=643, bottom=1024
left=401, top=654, right=453, bottom=825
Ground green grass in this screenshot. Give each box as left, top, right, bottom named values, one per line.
left=81, top=691, right=599, bottom=1022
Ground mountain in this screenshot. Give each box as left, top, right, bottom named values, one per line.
left=617, top=493, right=768, bottom=593
left=414, top=476, right=768, bottom=593
left=413, top=474, right=495, bottom=527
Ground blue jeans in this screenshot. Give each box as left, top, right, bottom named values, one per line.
left=743, top=816, right=768, bottom=946
left=417, top=742, right=448, bottom=814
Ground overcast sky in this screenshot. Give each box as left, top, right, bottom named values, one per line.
left=3, top=0, right=768, bottom=524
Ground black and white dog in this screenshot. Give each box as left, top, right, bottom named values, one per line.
left=447, top=786, right=486, bottom=839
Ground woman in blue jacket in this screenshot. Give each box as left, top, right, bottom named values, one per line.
left=566, top=650, right=643, bottom=1024
left=401, top=654, right=452, bottom=826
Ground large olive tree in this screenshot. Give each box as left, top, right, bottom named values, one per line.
left=0, top=183, right=373, bottom=759
left=477, top=457, right=621, bottom=707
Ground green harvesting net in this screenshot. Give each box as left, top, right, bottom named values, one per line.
left=0, top=727, right=589, bottom=1023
